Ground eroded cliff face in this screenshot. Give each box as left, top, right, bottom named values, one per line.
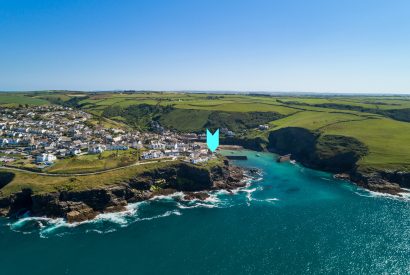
left=379, top=171, right=410, bottom=189
left=0, top=161, right=245, bottom=223
left=267, top=127, right=367, bottom=173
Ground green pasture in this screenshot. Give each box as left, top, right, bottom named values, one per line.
left=269, top=111, right=371, bottom=131
left=45, top=150, right=140, bottom=174
left=0, top=94, right=49, bottom=106
left=324, top=118, right=410, bottom=171
left=159, top=109, right=211, bottom=132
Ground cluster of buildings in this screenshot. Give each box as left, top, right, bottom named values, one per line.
left=258, top=124, right=269, bottom=130
left=0, top=105, right=213, bottom=167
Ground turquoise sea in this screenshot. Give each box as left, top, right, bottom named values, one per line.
left=1, top=150, right=410, bottom=274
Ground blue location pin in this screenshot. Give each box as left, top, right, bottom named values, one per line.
left=206, top=129, right=219, bottom=152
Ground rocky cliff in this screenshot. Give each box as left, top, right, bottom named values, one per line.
left=0, top=161, right=245, bottom=223
left=267, top=127, right=367, bottom=173
left=266, top=127, right=409, bottom=195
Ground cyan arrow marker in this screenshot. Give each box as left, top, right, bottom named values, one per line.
left=206, top=129, right=219, bottom=152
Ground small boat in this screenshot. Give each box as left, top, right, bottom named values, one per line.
left=277, top=154, right=291, bottom=162
left=256, top=154, right=261, bottom=157
left=290, top=160, right=296, bottom=165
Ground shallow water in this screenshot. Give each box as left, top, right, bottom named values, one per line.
left=1, top=150, right=410, bottom=274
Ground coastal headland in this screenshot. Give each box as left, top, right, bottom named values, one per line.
left=0, top=158, right=245, bottom=223
left=0, top=91, right=409, bottom=221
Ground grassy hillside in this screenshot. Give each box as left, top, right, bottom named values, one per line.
left=45, top=150, right=141, bottom=174
left=0, top=160, right=180, bottom=196
left=324, top=118, right=410, bottom=171
left=260, top=109, right=410, bottom=172
left=159, top=109, right=212, bottom=132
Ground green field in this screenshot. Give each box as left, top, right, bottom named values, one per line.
left=0, top=94, right=49, bottom=106
left=325, top=118, right=410, bottom=170
left=45, top=150, right=141, bottom=174
left=159, top=109, right=212, bottom=132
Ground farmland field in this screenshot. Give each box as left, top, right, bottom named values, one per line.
left=45, top=149, right=141, bottom=174
left=0, top=94, right=49, bottom=106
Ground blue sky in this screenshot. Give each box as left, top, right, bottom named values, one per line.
left=1, top=0, right=410, bottom=93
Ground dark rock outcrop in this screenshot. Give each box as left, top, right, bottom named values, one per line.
left=31, top=193, right=65, bottom=217
left=267, top=127, right=368, bottom=173
left=379, top=171, right=410, bottom=189
left=350, top=170, right=409, bottom=195
left=212, top=164, right=246, bottom=190
left=183, top=192, right=210, bottom=201
left=268, top=127, right=317, bottom=165
left=66, top=203, right=98, bottom=223
left=249, top=168, right=260, bottom=175
left=7, top=188, right=33, bottom=217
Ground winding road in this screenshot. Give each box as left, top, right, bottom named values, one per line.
left=0, top=158, right=178, bottom=177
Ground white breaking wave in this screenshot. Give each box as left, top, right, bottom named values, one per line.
left=85, top=228, right=117, bottom=234
left=176, top=203, right=217, bottom=209
left=205, top=193, right=221, bottom=203
left=136, top=210, right=182, bottom=221
left=149, top=192, right=185, bottom=201
left=354, top=188, right=410, bottom=202
left=93, top=212, right=130, bottom=226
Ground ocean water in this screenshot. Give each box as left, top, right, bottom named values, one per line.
left=1, top=150, right=410, bottom=274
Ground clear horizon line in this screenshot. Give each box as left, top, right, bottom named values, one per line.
left=0, top=89, right=410, bottom=96
left=1, top=89, right=410, bottom=95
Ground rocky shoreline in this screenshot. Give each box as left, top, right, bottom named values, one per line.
left=0, top=160, right=246, bottom=223
left=335, top=170, right=410, bottom=196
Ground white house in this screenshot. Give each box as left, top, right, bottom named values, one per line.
left=165, top=143, right=178, bottom=150
left=131, top=140, right=143, bottom=149
left=88, top=145, right=105, bottom=154
left=149, top=142, right=165, bottom=150
left=190, top=157, right=208, bottom=164
left=142, top=150, right=164, bottom=160
left=164, top=150, right=179, bottom=157
left=36, top=153, right=57, bottom=163
left=112, top=136, right=122, bottom=143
